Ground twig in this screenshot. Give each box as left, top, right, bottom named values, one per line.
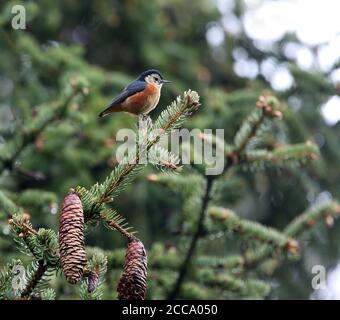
left=96, top=93, right=198, bottom=205
left=20, top=261, right=48, bottom=299
left=243, top=201, right=340, bottom=272
left=168, top=175, right=214, bottom=299
left=101, top=215, right=137, bottom=242
left=168, top=104, right=268, bottom=299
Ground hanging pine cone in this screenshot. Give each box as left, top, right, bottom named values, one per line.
left=117, top=239, right=147, bottom=300
left=59, top=189, right=87, bottom=284
left=87, top=271, right=99, bottom=293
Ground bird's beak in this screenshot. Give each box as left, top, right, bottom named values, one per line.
left=162, top=79, right=171, bottom=84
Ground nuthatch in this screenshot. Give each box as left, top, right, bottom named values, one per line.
left=99, top=69, right=170, bottom=117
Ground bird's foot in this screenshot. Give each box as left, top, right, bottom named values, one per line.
left=141, top=114, right=150, bottom=122
left=138, top=114, right=152, bottom=127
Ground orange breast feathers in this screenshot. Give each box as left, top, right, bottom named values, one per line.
left=123, top=83, right=160, bottom=115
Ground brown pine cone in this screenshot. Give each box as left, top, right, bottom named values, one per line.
left=87, top=271, right=99, bottom=293
left=59, top=190, right=87, bottom=284
left=117, top=239, right=147, bottom=300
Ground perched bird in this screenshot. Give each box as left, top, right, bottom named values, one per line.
left=99, top=69, right=171, bottom=117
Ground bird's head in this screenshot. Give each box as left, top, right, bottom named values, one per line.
left=138, top=69, right=171, bottom=87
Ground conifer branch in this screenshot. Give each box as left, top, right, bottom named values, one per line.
left=150, top=271, right=219, bottom=299
left=0, top=259, right=23, bottom=299
left=9, top=214, right=60, bottom=264
left=20, top=261, right=48, bottom=299
left=164, top=96, right=278, bottom=299
left=197, top=268, right=270, bottom=298
left=208, top=206, right=299, bottom=254
left=103, top=245, right=245, bottom=272
left=0, top=190, right=18, bottom=216
left=168, top=175, right=214, bottom=299
left=243, top=201, right=340, bottom=270
left=1, top=78, right=88, bottom=173
left=80, top=249, right=107, bottom=299
left=101, top=212, right=137, bottom=242
left=92, top=90, right=200, bottom=206
left=242, top=141, right=319, bottom=168
left=284, top=201, right=340, bottom=237
left=227, top=95, right=283, bottom=166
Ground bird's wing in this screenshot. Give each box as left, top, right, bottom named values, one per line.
left=99, top=80, right=146, bottom=117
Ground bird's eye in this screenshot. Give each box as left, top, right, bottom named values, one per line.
left=153, top=75, right=160, bottom=83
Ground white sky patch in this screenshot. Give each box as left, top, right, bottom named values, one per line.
left=243, top=1, right=297, bottom=41
left=213, top=1, right=340, bottom=92
left=222, top=14, right=242, bottom=35
left=233, top=58, right=259, bottom=79
left=232, top=47, right=248, bottom=60
left=283, top=43, right=315, bottom=70
left=270, top=66, right=294, bottom=91
left=283, top=42, right=302, bottom=60
left=243, top=0, right=340, bottom=47
left=260, top=57, right=278, bottom=81
left=206, top=23, right=225, bottom=47
left=215, top=0, right=235, bottom=14
left=296, top=47, right=314, bottom=70
left=295, top=0, right=340, bottom=45
left=330, top=68, right=340, bottom=84
left=317, top=35, right=340, bottom=72
left=321, top=96, right=340, bottom=126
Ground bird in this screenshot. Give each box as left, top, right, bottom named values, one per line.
left=99, top=69, right=171, bottom=118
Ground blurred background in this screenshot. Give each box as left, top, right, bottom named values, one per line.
left=1, top=0, right=340, bottom=299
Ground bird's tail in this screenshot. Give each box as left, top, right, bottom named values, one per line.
left=99, top=105, right=114, bottom=117
left=99, top=109, right=109, bottom=117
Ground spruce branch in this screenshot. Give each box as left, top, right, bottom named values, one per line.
left=9, top=214, right=60, bottom=264
left=91, top=90, right=200, bottom=206
left=76, top=186, right=137, bottom=241
left=73, top=91, right=200, bottom=299
left=153, top=90, right=200, bottom=135
left=284, top=201, right=340, bottom=237
left=168, top=175, right=214, bottom=299
left=80, top=249, right=107, bottom=299
left=0, top=260, right=23, bottom=299
left=178, top=281, right=218, bottom=300
left=147, top=173, right=204, bottom=192
left=102, top=244, right=245, bottom=272
left=243, top=201, right=340, bottom=271
left=228, top=94, right=283, bottom=166
left=148, top=145, right=181, bottom=172
left=40, top=288, right=56, bottom=300
left=242, top=141, right=319, bottom=169
left=1, top=77, right=88, bottom=173
left=20, top=261, right=48, bottom=299
left=197, top=268, right=270, bottom=298
left=100, top=208, right=137, bottom=242
left=208, top=207, right=299, bottom=254
left=198, top=131, right=233, bottom=156
left=147, top=173, right=205, bottom=230
left=0, top=190, right=19, bottom=216
left=150, top=270, right=219, bottom=299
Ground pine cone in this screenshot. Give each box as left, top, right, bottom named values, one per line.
left=117, top=239, right=147, bottom=300
left=59, top=190, right=87, bottom=284
left=87, top=271, right=99, bottom=293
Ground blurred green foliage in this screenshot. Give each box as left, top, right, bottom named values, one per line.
left=1, top=0, right=340, bottom=299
